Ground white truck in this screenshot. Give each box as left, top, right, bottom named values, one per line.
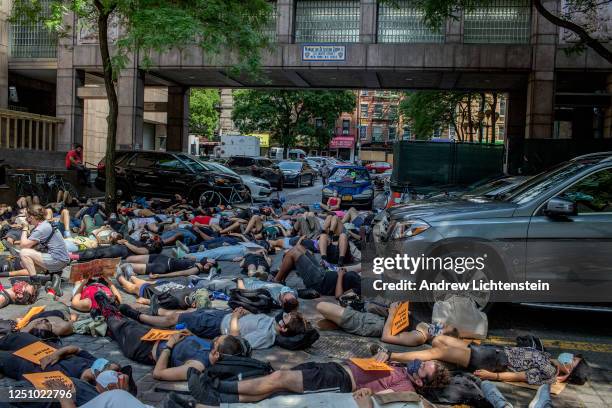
left=214, top=135, right=261, bottom=158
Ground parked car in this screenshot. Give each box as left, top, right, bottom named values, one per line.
left=95, top=150, right=248, bottom=206
left=204, top=161, right=272, bottom=201
left=306, top=159, right=322, bottom=179
left=366, top=161, right=392, bottom=174
left=225, top=156, right=283, bottom=190
left=374, top=152, right=612, bottom=312
left=322, top=165, right=374, bottom=209
left=425, top=176, right=529, bottom=200
left=288, top=149, right=307, bottom=159
left=278, top=160, right=316, bottom=187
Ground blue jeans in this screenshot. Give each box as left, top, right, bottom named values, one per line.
left=190, top=244, right=247, bottom=261
left=481, top=381, right=552, bottom=408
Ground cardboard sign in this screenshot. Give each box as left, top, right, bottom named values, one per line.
left=69, top=258, right=120, bottom=283
left=13, top=341, right=57, bottom=365
left=141, top=329, right=181, bottom=342
left=350, top=358, right=393, bottom=371
left=23, top=371, right=73, bottom=390
left=391, top=302, right=410, bottom=336
left=15, top=306, right=46, bottom=330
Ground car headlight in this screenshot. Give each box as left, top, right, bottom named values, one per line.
left=255, top=181, right=270, bottom=188
left=355, top=188, right=373, bottom=198
left=390, top=219, right=430, bottom=240
left=322, top=188, right=334, bottom=195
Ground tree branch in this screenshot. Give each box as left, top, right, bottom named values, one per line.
left=533, top=0, right=612, bottom=64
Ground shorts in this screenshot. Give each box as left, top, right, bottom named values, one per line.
left=40, top=253, right=68, bottom=273
left=326, top=244, right=353, bottom=265
left=339, top=308, right=385, bottom=337
left=177, top=309, right=229, bottom=339
left=292, top=362, right=352, bottom=393
left=467, top=345, right=509, bottom=372
left=295, top=251, right=325, bottom=291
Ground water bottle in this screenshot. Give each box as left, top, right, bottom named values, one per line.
left=175, top=323, right=186, bottom=330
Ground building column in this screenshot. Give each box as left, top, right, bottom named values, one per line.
left=505, top=91, right=527, bottom=174
left=55, top=12, right=83, bottom=152
left=360, top=0, right=377, bottom=43
left=116, top=67, right=144, bottom=150
left=277, top=0, right=295, bottom=44
left=219, top=89, right=237, bottom=136
left=604, top=74, right=612, bottom=138
left=445, top=10, right=463, bottom=43
left=166, top=86, right=190, bottom=152
left=0, top=0, right=10, bottom=109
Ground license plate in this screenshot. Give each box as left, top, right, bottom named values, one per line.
left=342, top=195, right=352, bottom=201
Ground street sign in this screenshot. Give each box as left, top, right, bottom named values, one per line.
left=302, top=45, right=346, bottom=61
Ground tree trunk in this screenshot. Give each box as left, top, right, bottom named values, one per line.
left=95, top=2, right=119, bottom=213
left=491, top=93, right=498, bottom=144
left=478, top=93, right=485, bottom=143
left=467, top=95, right=474, bottom=143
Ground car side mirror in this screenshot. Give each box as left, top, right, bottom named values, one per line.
left=544, top=197, right=576, bottom=217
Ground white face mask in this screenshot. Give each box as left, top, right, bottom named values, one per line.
left=558, top=352, right=574, bottom=365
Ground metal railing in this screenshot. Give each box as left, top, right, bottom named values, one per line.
left=295, top=0, right=360, bottom=43
left=378, top=0, right=444, bottom=43
left=0, top=109, right=63, bottom=151
left=463, top=0, right=531, bottom=44
left=9, top=0, right=57, bottom=58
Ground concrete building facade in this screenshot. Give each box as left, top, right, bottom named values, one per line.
left=1, top=0, right=611, bottom=171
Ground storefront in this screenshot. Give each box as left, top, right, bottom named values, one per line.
left=329, top=136, right=355, bottom=162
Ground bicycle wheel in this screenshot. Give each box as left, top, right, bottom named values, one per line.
left=62, top=181, right=80, bottom=202
left=199, top=190, right=222, bottom=207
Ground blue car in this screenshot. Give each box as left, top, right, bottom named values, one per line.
left=322, top=165, right=374, bottom=209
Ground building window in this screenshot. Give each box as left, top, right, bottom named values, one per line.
left=388, top=126, right=397, bottom=141
left=361, top=90, right=368, bottom=96
left=448, top=125, right=456, bottom=140
left=499, top=97, right=507, bottom=116
left=295, top=1, right=360, bottom=43
left=372, top=126, right=384, bottom=142
left=463, top=0, right=531, bottom=44
left=403, top=126, right=411, bottom=140
left=262, top=1, right=278, bottom=42
left=378, top=1, right=444, bottom=43
left=373, top=104, right=383, bottom=118
left=360, top=103, right=369, bottom=118
left=342, top=119, right=351, bottom=135
left=388, top=105, right=398, bottom=121
left=9, top=0, right=57, bottom=58
left=433, top=128, right=441, bottom=138
left=497, top=126, right=505, bottom=139
left=360, top=125, right=368, bottom=139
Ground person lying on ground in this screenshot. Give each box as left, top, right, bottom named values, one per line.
left=273, top=244, right=361, bottom=297
left=71, top=276, right=122, bottom=312
left=19, top=289, right=74, bottom=337
left=199, top=357, right=449, bottom=404
left=292, top=213, right=321, bottom=239
left=119, top=304, right=308, bottom=350
left=238, top=252, right=271, bottom=278
left=181, top=240, right=269, bottom=262
left=71, top=235, right=162, bottom=262
left=17, top=205, right=70, bottom=276
left=318, top=232, right=354, bottom=266
left=374, top=334, right=587, bottom=385
left=322, top=213, right=344, bottom=237
left=0, top=279, right=38, bottom=308
left=118, top=254, right=215, bottom=278
left=481, top=380, right=553, bottom=408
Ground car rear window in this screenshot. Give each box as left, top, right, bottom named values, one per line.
left=129, top=153, right=159, bottom=168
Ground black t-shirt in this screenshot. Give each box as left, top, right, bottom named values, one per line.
left=319, top=271, right=362, bottom=296
left=0, top=332, right=95, bottom=380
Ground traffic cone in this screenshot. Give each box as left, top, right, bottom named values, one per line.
left=386, top=191, right=403, bottom=208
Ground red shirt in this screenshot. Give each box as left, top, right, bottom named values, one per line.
left=81, top=283, right=112, bottom=309
left=191, top=215, right=212, bottom=225
left=347, top=362, right=415, bottom=394
left=65, top=149, right=82, bottom=169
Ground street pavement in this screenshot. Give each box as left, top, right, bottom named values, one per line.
left=1, top=180, right=610, bottom=407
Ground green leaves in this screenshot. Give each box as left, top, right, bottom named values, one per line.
left=189, top=89, right=220, bottom=139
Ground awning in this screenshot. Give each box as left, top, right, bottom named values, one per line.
left=329, top=136, right=355, bottom=149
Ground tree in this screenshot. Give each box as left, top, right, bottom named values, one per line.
left=232, top=90, right=356, bottom=157
left=12, top=0, right=272, bottom=211
left=189, top=89, right=220, bottom=139
left=399, top=91, right=465, bottom=140
left=386, top=0, right=612, bottom=64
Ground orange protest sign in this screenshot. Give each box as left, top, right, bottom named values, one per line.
left=391, top=302, right=409, bottom=336
left=15, top=306, right=46, bottom=330
left=69, top=258, right=120, bottom=283
left=350, top=358, right=393, bottom=371
left=13, top=341, right=57, bottom=365
left=141, top=329, right=181, bottom=342
left=23, top=371, right=73, bottom=390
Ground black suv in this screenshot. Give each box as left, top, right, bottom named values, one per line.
left=95, top=151, right=248, bottom=205
left=225, top=156, right=283, bottom=189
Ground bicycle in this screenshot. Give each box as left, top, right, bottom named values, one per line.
left=198, top=183, right=252, bottom=208
left=9, top=173, right=45, bottom=200
left=42, top=173, right=79, bottom=205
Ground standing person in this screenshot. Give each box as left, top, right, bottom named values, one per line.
left=320, top=162, right=330, bottom=185
left=18, top=205, right=70, bottom=276
left=65, top=143, right=91, bottom=186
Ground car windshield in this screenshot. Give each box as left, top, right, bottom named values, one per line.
left=278, top=161, right=302, bottom=171
left=330, top=167, right=370, bottom=183
left=204, top=161, right=239, bottom=176
left=504, top=160, right=600, bottom=204
left=463, top=178, right=517, bottom=198
left=187, top=156, right=217, bottom=172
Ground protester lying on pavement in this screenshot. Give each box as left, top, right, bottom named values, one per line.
left=481, top=380, right=553, bottom=408
left=71, top=235, right=163, bottom=262
left=118, top=304, right=308, bottom=350
left=373, top=334, right=588, bottom=385
left=71, top=276, right=122, bottom=312
left=195, top=358, right=449, bottom=404
left=238, top=252, right=271, bottom=278
left=0, top=278, right=39, bottom=308
left=19, top=290, right=75, bottom=337
left=118, top=253, right=215, bottom=278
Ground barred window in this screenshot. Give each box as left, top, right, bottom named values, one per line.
left=9, top=0, right=57, bottom=58
left=360, top=103, right=369, bottom=118
left=388, top=126, right=397, bottom=140
left=372, top=126, right=384, bottom=142
left=378, top=0, right=444, bottom=43
left=463, top=0, right=531, bottom=44
left=263, top=1, right=278, bottom=42
left=295, top=1, right=360, bottom=43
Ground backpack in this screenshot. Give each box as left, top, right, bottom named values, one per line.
left=153, top=288, right=194, bottom=311
left=274, top=327, right=320, bottom=350
left=228, top=288, right=278, bottom=314
left=516, top=334, right=546, bottom=352
left=0, top=319, right=16, bottom=338
left=422, top=372, right=493, bottom=408
left=188, top=356, right=273, bottom=405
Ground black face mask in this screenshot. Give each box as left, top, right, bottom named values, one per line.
left=30, top=328, right=61, bottom=344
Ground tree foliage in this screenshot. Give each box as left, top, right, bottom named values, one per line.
left=189, top=89, right=220, bottom=139
left=232, top=90, right=356, bottom=155
left=11, top=0, right=273, bottom=210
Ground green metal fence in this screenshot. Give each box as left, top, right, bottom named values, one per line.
left=391, top=140, right=505, bottom=188
left=378, top=0, right=444, bottom=43
left=463, top=0, right=531, bottom=44
left=295, top=0, right=360, bottom=43
left=9, top=0, right=57, bottom=58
